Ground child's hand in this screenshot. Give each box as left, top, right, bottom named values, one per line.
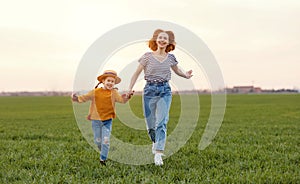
left=127, top=90, right=134, bottom=99
left=71, top=93, right=79, bottom=102
left=121, top=94, right=128, bottom=103
left=121, top=91, right=134, bottom=103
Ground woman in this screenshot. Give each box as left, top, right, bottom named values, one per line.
left=128, top=29, right=193, bottom=166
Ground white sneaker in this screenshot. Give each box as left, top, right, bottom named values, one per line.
left=152, top=142, right=156, bottom=154
left=154, top=153, right=164, bottom=166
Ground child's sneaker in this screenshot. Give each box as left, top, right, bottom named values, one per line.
left=154, top=153, right=164, bottom=166
left=100, top=160, right=106, bottom=166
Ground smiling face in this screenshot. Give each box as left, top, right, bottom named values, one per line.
left=102, top=76, right=116, bottom=90
left=156, top=32, right=169, bottom=49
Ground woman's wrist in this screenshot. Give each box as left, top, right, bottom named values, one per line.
left=183, top=72, right=188, bottom=79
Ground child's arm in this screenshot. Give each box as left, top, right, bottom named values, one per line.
left=114, top=90, right=134, bottom=104
left=71, top=90, right=94, bottom=103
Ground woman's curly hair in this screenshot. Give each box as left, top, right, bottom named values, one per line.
left=148, top=29, right=176, bottom=52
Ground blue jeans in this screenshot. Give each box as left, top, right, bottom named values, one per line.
left=91, top=119, right=112, bottom=161
left=143, top=82, right=172, bottom=151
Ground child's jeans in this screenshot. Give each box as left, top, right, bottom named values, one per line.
left=91, top=119, right=112, bottom=161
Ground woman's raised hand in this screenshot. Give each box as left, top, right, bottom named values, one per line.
left=186, top=70, right=193, bottom=79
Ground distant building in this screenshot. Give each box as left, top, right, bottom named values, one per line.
left=253, top=87, right=262, bottom=93
left=230, top=86, right=262, bottom=93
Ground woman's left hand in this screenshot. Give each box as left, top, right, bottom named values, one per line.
left=122, top=91, right=135, bottom=102
left=127, top=90, right=135, bottom=99
left=186, top=70, right=193, bottom=79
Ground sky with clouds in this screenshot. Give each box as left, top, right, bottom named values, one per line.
left=0, top=0, right=299, bottom=91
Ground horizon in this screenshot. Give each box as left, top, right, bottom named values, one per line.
left=1, top=85, right=299, bottom=93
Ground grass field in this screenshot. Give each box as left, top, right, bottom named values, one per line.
left=0, top=94, right=299, bottom=183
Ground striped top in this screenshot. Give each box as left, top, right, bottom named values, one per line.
left=138, top=52, right=178, bottom=82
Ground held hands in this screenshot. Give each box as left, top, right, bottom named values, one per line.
left=185, top=70, right=193, bottom=79
left=121, top=90, right=135, bottom=103
left=127, top=90, right=135, bottom=99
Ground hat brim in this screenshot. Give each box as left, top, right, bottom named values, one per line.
left=97, top=74, right=121, bottom=84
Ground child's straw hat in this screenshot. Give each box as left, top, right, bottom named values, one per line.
left=97, top=70, right=121, bottom=84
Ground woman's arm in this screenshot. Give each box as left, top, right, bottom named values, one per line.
left=128, top=64, right=144, bottom=91
left=171, top=65, right=193, bottom=79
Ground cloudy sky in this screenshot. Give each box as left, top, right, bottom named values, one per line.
left=0, top=0, right=299, bottom=91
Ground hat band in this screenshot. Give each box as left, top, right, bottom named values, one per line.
left=104, top=72, right=117, bottom=76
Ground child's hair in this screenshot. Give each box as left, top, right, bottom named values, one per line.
left=95, top=82, right=100, bottom=89
left=95, top=75, right=107, bottom=88
left=148, top=29, right=176, bottom=52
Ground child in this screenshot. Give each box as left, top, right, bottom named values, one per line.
left=72, top=70, right=133, bottom=166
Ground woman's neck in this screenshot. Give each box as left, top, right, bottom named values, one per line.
left=154, top=48, right=167, bottom=55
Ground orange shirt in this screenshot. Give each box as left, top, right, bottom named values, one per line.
left=78, top=88, right=125, bottom=121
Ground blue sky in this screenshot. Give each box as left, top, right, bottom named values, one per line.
left=0, top=0, right=299, bottom=91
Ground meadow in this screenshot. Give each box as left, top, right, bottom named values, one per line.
left=0, top=94, right=299, bottom=183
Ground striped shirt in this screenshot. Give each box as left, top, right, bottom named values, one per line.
left=138, top=52, right=178, bottom=82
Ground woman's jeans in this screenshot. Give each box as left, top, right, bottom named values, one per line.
left=91, top=119, right=112, bottom=161
left=143, top=82, right=172, bottom=151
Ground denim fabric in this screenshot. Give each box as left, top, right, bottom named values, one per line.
left=143, top=82, right=172, bottom=151
left=91, top=119, right=112, bottom=161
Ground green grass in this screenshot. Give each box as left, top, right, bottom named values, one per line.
left=0, top=94, right=299, bottom=183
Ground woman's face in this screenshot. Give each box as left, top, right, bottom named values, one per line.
left=156, top=32, right=169, bottom=49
